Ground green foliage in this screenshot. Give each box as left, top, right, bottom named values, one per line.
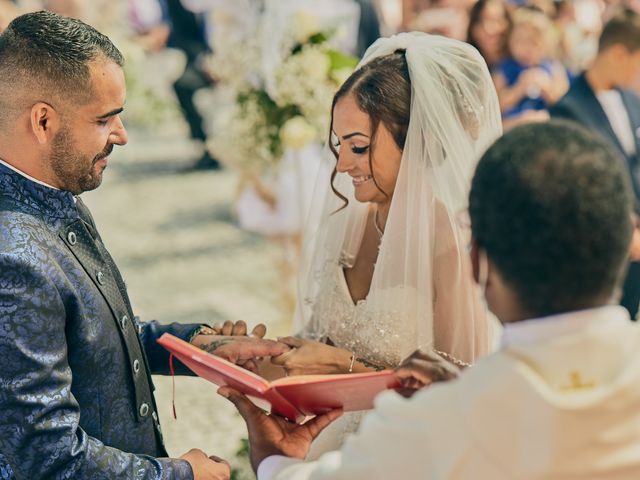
left=238, top=89, right=301, bottom=159
left=327, top=49, right=359, bottom=72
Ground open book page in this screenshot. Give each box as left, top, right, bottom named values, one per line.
left=271, top=371, right=399, bottom=416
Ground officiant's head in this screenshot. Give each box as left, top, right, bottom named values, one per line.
left=469, top=121, right=634, bottom=322
left=0, top=11, right=128, bottom=194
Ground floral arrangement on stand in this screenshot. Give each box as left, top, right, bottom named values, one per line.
left=208, top=11, right=358, bottom=182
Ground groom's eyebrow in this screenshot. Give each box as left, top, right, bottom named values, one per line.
left=342, top=132, right=369, bottom=140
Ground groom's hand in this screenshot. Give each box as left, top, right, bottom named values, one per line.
left=193, top=336, right=290, bottom=371
left=191, top=321, right=273, bottom=372
left=218, top=387, right=342, bottom=472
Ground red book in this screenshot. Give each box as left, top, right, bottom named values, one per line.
left=157, top=333, right=401, bottom=424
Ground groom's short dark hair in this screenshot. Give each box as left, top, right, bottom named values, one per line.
left=469, top=120, right=633, bottom=316
left=0, top=11, right=124, bottom=128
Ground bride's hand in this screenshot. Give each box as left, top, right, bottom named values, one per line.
left=271, top=337, right=353, bottom=376
left=394, top=349, right=461, bottom=398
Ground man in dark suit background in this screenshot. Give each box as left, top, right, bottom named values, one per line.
left=550, top=7, right=640, bottom=319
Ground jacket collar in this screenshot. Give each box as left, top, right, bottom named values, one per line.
left=0, top=161, right=78, bottom=220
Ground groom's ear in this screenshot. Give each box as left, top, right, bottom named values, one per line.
left=470, top=240, right=480, bottom=285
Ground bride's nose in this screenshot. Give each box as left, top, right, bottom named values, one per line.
left=336, top=150, right=355, bottom=173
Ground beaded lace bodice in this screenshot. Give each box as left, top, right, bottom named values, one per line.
left=311, top=266, right=420, bottom=368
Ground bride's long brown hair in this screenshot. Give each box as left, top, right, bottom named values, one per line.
left=329, top=50, right=412, bottom=209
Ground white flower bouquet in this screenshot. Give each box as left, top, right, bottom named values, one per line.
left=209, top=14, right=358, bottom=177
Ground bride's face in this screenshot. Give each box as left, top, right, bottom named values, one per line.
left=332, top=95, right=402, bottom=205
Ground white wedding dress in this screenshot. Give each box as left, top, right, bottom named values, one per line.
left=304, top=266, right=421, bottom=459
left=293, top=33, right=504, bottom=458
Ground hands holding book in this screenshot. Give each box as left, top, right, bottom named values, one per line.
left=212, top=346, right=464, bottom=474
left=218, top=386, right=343, bottom=472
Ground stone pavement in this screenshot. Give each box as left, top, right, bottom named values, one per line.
left=82, top=127, right=292, bottom=463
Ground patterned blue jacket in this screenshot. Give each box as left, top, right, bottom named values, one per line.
left=0, top=162, right=199, bottom=479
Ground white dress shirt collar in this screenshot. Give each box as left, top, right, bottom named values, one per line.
left=0, top=158, right=60, bottom=191
left=500, top=305, right=630, bottom=348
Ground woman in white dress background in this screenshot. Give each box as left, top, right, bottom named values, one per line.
left=269, top=32, right=503, bottom=456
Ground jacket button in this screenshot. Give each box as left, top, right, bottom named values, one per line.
left=139, top=403, right=149, bottom=417
left=133, top=359, right=140, bottom=374
left=96, top=271, right=105, bottom=285
left=67, top=231, right=77, bottom=245
left=120, top=315, right=128, bottom=329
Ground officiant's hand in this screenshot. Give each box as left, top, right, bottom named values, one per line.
left=394, top=349, right=461, bottom=398
left=271, top=337, right=353, bottom=376
left=218, top=386, right=342, bottom=473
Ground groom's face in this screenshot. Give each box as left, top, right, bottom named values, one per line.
left=48, top=60, right=128, bottom=194
left=332, top=95, right=402, bottom=205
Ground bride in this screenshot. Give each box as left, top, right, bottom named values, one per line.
left=269, top=32, right=503, bottom=455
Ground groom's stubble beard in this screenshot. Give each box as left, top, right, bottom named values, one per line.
left=50, top=125, right=113, bottom=194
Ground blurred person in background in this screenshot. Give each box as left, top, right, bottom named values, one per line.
left=406, top=0, right=473, bottom=41
left=550, top=7, right=640, bottom=319
left=0, top=0, right=19, bottom=31
left=44, top=0, right=82, bottom=18
left=467, top=0, right=511, bottom=69
left=165, top=0, right=220, bottom=171
left=493, top=6, right=569, bottom=124
left=555, top=0, right=603, bottom=72
left=355, top=0, right=382, bottom=57
left=401, top=0, right=431, bottom=30
left=128, top=0, right=171, bottom=52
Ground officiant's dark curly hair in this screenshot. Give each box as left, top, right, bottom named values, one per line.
left=329, top=50, right=411, bottom=208
left=469, top=120, right=633, bottom=316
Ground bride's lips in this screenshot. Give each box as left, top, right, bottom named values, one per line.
left=352, top=175, right=372, bottom=187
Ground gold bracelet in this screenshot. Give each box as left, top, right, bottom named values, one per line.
left=348, top=351, right=356, bottom=373
left=433, top=349, right=472, bottom=368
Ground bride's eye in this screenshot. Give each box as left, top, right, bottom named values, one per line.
left=352, top=146, right=370, bottom=155
left=333, top=142, right=341, bottom=151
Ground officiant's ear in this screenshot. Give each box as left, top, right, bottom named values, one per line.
left=470, top=240, right=482, bottom=285
left=30, top=102, right=61, bottom=145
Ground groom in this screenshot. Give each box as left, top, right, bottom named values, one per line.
left=0, top=11, right=287, bottom=479
left=221, top=120, right=640, bottom=478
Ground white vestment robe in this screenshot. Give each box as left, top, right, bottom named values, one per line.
left=259, top=306, right=640, bottom=479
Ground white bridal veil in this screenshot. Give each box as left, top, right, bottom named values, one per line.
left=294, top=32, right=503, bottom=363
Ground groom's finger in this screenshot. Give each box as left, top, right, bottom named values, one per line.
left=277, top=336, right=304, bottom=348
left=221, top=321, right=234, bottom=336
left=250, top=324, right=267, bottom=338
left=214, top=339, right=290, bottom=362
left=231, top=320, right=247, bottom=336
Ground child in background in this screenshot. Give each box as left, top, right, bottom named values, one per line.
left=494, top=7, right=569, bottom=120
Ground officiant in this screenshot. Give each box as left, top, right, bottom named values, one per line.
left=0, top=11, right=287, bottom=480
left=221, top=120, right=640, bottom=479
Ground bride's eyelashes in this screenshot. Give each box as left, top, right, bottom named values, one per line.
left=351, top=145, right=370, bottom=155
left=332, top=143, right=369, bottom=155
